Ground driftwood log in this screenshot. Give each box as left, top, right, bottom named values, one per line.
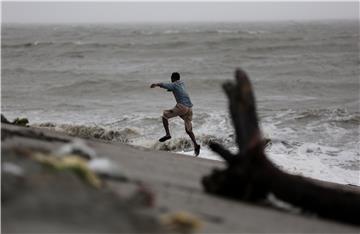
left=202, top=69, right=360, bottom=225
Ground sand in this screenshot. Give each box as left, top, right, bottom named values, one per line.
left=2, top=123, right=359, bottom=233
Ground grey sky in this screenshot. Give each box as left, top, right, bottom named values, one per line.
left=2, top=2, right=359, bottom=23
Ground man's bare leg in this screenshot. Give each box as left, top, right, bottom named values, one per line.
left=186, top=130, right=201, bottom=156
left=159, top=117, right=172, bottom=142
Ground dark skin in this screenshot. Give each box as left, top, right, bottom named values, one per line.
left=150, top=78, right=200, bottom=156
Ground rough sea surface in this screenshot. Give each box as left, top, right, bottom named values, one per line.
left=2, top=21, right=359, bottom=185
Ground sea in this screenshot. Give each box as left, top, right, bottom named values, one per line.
left=2, top=21, right=359, bottom=185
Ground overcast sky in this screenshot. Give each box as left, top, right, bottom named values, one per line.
left=2, top=2, right=359, bottom=23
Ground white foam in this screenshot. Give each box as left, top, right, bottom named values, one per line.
left=177, top=142, right=360, bottom=186
left=268, top=142, right=360, bottom=186
left=180, top=146, right=223, bottom=161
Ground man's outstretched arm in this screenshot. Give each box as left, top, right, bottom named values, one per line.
left=150, top=82, right=175, bottom=91
left=150, top=83, right=160, bottom=88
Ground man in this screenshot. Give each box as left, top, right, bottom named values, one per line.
left=150, top=72, right=201, bottom=156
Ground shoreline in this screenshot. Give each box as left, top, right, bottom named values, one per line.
left=2, top=123, right=359, bottom=233
left=27, top=121, right=360, bottom=186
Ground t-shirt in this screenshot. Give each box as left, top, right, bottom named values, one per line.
left=159, top=80, right=193, bottom=108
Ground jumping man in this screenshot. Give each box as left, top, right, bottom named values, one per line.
left=150, top=72, right=201, bottom=156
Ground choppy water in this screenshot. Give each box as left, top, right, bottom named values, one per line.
left=2, top=21, right=359, bottom=185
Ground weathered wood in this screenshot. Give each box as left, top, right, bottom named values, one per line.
left=202, top=68, right=360, bottom=225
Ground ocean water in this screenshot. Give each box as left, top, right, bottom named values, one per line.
left=2, top=21, right=359, bottom=185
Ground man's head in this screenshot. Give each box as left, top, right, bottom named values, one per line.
left=171, top=72, right=180, bottom=82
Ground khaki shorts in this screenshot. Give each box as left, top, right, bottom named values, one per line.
left=163, top=103, right=193, bottom=132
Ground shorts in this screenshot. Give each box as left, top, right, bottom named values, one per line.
left=163, top=103, right=193, bottom=132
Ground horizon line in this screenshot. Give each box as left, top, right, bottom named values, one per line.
left=2, top=18, right=358, bottom=25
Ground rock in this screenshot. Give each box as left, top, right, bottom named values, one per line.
left=13, top=117, right=29, bottom=126
left=1, top=114, right=11, bottom=124
left=1, top=114, right=29, bottom=126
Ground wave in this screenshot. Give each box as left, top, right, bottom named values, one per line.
left=125, top=28, right=268, bottom=36
left=45, top=78, right=147, bottom=95
left=2, top=39, right=192, bottom=50
left=293, top=108, right=360, bottom=125
left=3, top=66, right=129, bottom=78
left=32, top=123, right=140, bottom=143
left=268, top=141, right=360, bottom=185
left=49, top=79, right=109, bottom=89
left=203, top=37, right=254, bottom=48
left=330, top=34, right=359, bottom=40
left=150, top=134, right=230, bottom=152
left=246, top=40, right=354, bottom=53
left=104, top=115, right=161, bottom=127
left=31, top=121, right=232, bottom=153
left=266, top=107, right=360, bottom=126
left=2, top=41, right=131, bottom=49
left=21, top=114, right=360, bottom=186
left=44, top=77, right=227, bottom=96
left=2, top=41, right=54, bottom=48
left=60, top=51, right=86, bottom=58
left=4, top=38, right=351, bottom=52
left=0, top=29, right=276, bottom=51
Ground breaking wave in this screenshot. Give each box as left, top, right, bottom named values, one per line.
left=2, top=41, right=55, bottom=48
left=150, top=134, right=231, bottom=152
left=294, top=108, right=360, bottom=124
left=32, top=122, right=140, bottom=143
left=31, top=121, right=232, bottom=152
left=2, top=40, right=191, bottom=50
left=269, top=108, right=360, bottom=128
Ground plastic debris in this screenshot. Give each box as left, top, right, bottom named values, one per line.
left=54, top=139, right=97, bottom=159
left=161, top=211, right=203, bottom=234
left=88, top=158, right=127, bottom=181
left=33, top=153, right=102, bottom=189
left=2, top=162, right=24, bottom=177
